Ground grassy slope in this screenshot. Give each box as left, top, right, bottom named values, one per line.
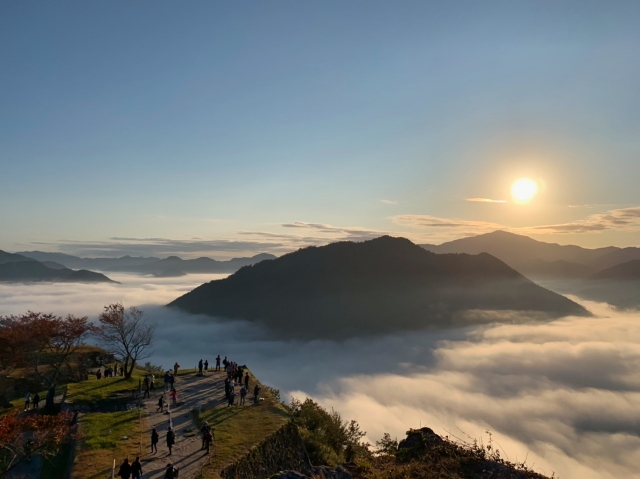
left=195, top=369, right=291, bottom=479
left=67, top=373, right=148, bottom=479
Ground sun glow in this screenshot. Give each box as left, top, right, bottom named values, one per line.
left=511, top=178, right=538, bottom=203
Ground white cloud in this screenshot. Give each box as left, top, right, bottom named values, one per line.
left=380, top=199, right=398, bottom=205
left=466, top=197, right=507, bottom=203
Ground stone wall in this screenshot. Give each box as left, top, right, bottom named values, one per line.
left=220, top=421, right=311, bottom=479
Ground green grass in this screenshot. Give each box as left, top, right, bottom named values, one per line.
left=196, top=370, right=291, bottom=479
left=80, top=410, right=141, bottom=449
left=66, top=374, right=144, bottom=409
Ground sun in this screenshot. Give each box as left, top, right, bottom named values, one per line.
left=511, top=178, right=538, bottom=203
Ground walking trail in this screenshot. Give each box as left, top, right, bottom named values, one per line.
left=139, top=370, right=226, bottom=479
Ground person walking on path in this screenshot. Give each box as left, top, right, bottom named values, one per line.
left=131, top=456, right=143, bottom=479
left=244, top=372, right=250, bottom=390
left=164, top=371, right=171, bottom=391
left=240, top=386, right=247, bottom=405
left=166, top=427, right=176, bottom=456
left=117, top=457, right=132, bottom=479
left=254, top=384, right=261, bottom=404
left=201, top=421, right=211, bottom=450
left=32, top=392, right=40, bottom=409
left=216, top=355, right=221, bottom=371
left=169, top=373, right=175, bottom=390
left=198, top=358, right=203, bottom=375
left=173, top=362, right=180, bottom=375
left=151, top=428, right=159, bottom=454
left=170, top=388, right=178, bottom=406
left=143, top=376, right=150, bottom=399
left=157, top=395, right=165, bottom=413
left=24, top=392, right=30, bottom=411
left=227, top=389, right=235, bottom=407
left=204, top=359, right=209, bottom=371
left=150, top=373, right=155, bottom=391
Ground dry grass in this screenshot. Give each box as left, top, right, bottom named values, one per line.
left=195, top=370, right=290, bottom=479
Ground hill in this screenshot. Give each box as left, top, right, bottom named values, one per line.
left=17, top=251, right=277, bottom=274
left=591, top=258, right=640, bottom=280
left=0, top=252, right=116, bottom=283
left=169, top=236, right=588, bottom=339
left=421, top=230, right=640, bottom=278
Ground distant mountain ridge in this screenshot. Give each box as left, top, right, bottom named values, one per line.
left=421, top=231, right=640, bottom=278
left=169, top=236, right=588, bottom=339
left=17, top=251, right=277, bottom=274
left=0, top=250, right=116, bottom=283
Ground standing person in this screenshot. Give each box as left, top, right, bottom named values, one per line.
left=227, top=389, right=235, bottom=407
left=239, top=386, right=247, bottom=406
left=151, top=428, right=159, bottom=454
left=201, top=421, right=210, bottom=450
left=223, top=356, right=228, bottom=370
left=117, top=457, right=132, bottom=479
left=131, top=456, right=143, bottom=479
left=143, top=376, right=150, bottom=399
left=204, top=359, right=209, bottom=371
left=24, top=392, right=30, bottom=411
left=204, top=428, right=213, bottom=453
left=157, top=395, right=164, bottom=413
left=173, top=362, right=180, bottom=375
left=170, top=388, right=178, bottom=406
left=253, top=384, right=261, bottom=404
left=244, top=372, right=250, bottom=390
left=166, top=427, right=175, bottom=455
left=32, top=392, right=40, bottom=409
left=198, top=358, right=203, bottom=375
left=150, top=373, right=155, bottom=391
left=169, top=373, right=175, bottom=390
left=215, top=355, right=221, bottom=371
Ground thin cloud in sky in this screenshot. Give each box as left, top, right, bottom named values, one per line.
left=380, top=199, right=398, bottom=205
left=524, top=207, right=640, bottom=235
left=466, top=197, right=507, bottom=203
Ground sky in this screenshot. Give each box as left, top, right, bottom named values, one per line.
left=1, top=1, right=640, bottom=258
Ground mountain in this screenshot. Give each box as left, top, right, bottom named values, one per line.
left=169, top=236, right=588, bottom=339
left=17, top=251, right=277, bottom=274
left=420, top=230, right=640, bottom=278
left=129, top=253, right=277, bottom=275
left=591, top=259, right=640, bottom=280
left=17, top=251, right=160, bottom=271
left=0, top=250, right=116, bottom=283
left=0, top=260, right=116, bottom=283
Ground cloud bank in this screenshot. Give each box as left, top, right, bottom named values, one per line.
left=2, top=277, right=640, bottom=478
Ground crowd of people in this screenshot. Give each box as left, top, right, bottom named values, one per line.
left=115, top=354, right=263, bottom=479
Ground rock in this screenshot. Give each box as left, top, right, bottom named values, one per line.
left=270, top=466, right=353, bottom=479
left=397, top=427, right=445, bottom=459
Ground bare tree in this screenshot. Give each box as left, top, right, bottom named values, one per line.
left=96, top=304, right=156, bottom=379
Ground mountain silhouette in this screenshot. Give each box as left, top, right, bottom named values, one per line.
left=169, top=236, right=588, bottom=339
left=591, top=259, right=640, bottom=280
left=0, top=250, right=116, bottom=283
left=421, top=230, right=640, bottom=278
left=17, top=251, right=276, bottom=274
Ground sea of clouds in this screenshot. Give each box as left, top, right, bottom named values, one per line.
left=1, top=274, right=640, bottom=479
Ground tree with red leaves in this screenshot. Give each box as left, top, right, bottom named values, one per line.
left=0, top=410, right=76, bottom=477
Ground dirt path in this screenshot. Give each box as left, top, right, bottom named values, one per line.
left=139, top=371, right=226, bottom=479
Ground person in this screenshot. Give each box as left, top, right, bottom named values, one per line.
left=151, top=428, right=159, bottom=454
left=215, top=355, right=221, bottom=371
left=164, top=463, right=179, bottom=479
left=204, top=428, right=213, bottom=453
left=222, top=356, right=228, bottom=370
left=143, top=376, right=150, bottom=399
left=166, top=427, right=175, bottom=455
left=170, top=388, right=178, bottom=406
left=169, top=373, right=175, bottom=390
left=201, top=421, right=210, bottom=449
left=32, top=392, right=40, bottom=409
left=173, top=362, right=180, bottom=375
left=117, top=457, right=132, bottom=479
left=198, top=358, right=203, bottom=375
left=96, top=369, right=102, bottom=380
left=224, top=377, right=230, bottom=401
left=157, top=395, right=165, bottom=413
left=204, top=359, right=209, bottom=371
left=131, top=456, right=143, bottom=479
left=164, top=371, right=171, bottom=391
left=239, top=386, right=247, bottom=406
left=149, top=373, right=155, bottom=391
left=254, top=384, right=261, bottom=404
left=227, top=389, right=235, bottom=407
left=24, top=392, right=30, bottom=411
left=244, top=372, right=250, bottom=390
